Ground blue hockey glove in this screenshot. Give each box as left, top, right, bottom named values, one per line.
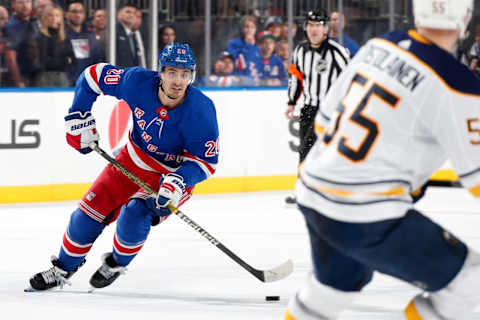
left=155, top=173, right=185, bottom=209
left=144, top=197, right=171, bottom=226
left=65, top=111, right=99, bottom=154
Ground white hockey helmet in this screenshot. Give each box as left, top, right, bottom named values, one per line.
left=413, top=0, right=473, bottom=36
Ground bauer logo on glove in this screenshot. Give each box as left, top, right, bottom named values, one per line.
left=65, top=111, right=99, bottom=154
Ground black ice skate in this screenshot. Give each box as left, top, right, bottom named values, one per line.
left=89, top=252, right=126, bottom=289
left=26, top=255, right=84, bottom=291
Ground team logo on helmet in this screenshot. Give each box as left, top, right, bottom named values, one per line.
left=159, top=42, right=196, bottom=71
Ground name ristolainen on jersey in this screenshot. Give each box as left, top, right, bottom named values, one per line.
left=363, top=42, right=426, bottom=92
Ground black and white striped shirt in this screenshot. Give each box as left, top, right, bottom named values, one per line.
left=288, top=39, right=350, bottom=108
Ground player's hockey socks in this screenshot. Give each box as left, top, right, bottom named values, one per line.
left=65, top=111, right=99, bottom=154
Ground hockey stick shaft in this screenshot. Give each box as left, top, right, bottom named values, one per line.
left=89, top=143, right=292, bottom=282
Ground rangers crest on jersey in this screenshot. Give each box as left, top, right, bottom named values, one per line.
left=156, top=107, right=169, bottom=120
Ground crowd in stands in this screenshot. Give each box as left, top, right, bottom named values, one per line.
left=0, top=0, right=149, bottom=87
left=1, top=0, right=480, bottom=88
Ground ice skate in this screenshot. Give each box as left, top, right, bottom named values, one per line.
left=89, top=252, right=126, bottom=289
left=26, top=255, right=84, bottom=292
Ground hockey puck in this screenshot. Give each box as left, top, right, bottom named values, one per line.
left=265, top=295, right=280, bottom=301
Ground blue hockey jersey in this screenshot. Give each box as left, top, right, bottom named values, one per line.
left=69, top=63, right=219, bottom=187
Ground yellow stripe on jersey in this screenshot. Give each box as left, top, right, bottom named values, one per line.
left=410, top=186, right=423, bottom=197
left=314, top=122, right=325, bottom=134
left=302, top=174, right=406, bottom=198
left=284, top=309, right=297, bottom=320
left=373, top=186, right=406, bottom=196
left=468, top=185, right=480, bottom=197
left=404, top=300, right=423, bottom=320
left=408, top=30, right=431, bottom=45
left=315, top=185, right=354, bottom=196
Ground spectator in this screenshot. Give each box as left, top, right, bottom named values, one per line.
left=329, top=11, right=359, bottom=57
left=116, top=4, right=145, bottom=68
left=275, top=39, right=289, bottom=73
left=280, top=21, right=303, bottom=46
left=3, top=0, right=38, bottom=87
left=461, top=24, right=480, bottom=75
left=65, top=1, right=104, bottom=85
left=264, top=16, right=282, bottom=39
left=256, top=30, right=287, bottom=86
left=91, top=9, right=107, bottom=53
left=200, top=51, right=254, bottom=87
left=0, top=5, right=9, bottom=86
left=159, top=24, right=175, bottom=51
left=226, top=15, right=262, bottom=79
left=131, top=8, right=147, bottom=67
left=33, top=0, right=52, bottom=28
left=30, top=4, right=74, bottom=87
left=0, top=6, right=8, bottom=28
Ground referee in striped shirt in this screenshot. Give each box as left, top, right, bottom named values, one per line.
left=285, top=9, right=350, bottom=204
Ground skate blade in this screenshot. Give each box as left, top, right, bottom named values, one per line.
left=87, top=287, right=96, bottom=293
left=24, top=286, right=39, bottom=292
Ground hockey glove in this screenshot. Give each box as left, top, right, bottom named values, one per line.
left=155, top=173, right=185, bottom=209
left=65, top=111, right=99, bottom=154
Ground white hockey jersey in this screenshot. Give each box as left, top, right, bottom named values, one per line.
left=297, top=30, right=480, bottom=223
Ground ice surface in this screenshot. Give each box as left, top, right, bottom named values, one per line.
left=1, top=188, right=479, bottom=319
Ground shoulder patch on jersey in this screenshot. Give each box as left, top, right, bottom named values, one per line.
left=377, top=30, right=480, bottom=96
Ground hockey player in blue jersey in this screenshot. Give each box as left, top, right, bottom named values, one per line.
left=27, top=42, right=219, bottom=291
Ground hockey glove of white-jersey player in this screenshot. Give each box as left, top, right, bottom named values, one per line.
left=65, top=111, right=99, bottom=154
left=155, top=173, right=185, bottom=209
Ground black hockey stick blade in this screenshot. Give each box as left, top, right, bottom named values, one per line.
left=89, top=142, right=294, bottom=283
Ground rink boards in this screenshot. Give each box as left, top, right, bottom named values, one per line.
left=0, top=88, right=457, bottom=203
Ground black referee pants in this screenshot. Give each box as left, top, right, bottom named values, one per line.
left=298, top=104, right=318, bottom=163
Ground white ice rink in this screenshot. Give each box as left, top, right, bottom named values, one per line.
left=1, top=188, right=479, bottom=319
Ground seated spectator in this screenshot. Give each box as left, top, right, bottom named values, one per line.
left=275, top=39, right=289, bottom=73
left=3, top=0, right=38, bottom=87
left=116, top=3, right=146, bottom=68
left=200, top=51, right=255, bottom=87
left=329, top=11, right=359, bottom=57
left=256, top=31, right=287, bottom=86
left=30, top=4, right=74, bottom=87
left=226, top=15, right=262, bottom=79
left=0, top=5, right=10, bottom=86
left=91, top=9, right=107, bottom=53
left=264, top=16, right=283, bottom=39
left=159, top=24, right=175, bottom=51
left=65, top=1, right=104, bottom=85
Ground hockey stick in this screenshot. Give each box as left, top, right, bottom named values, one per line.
left=89, top=142, right=293, bottom=283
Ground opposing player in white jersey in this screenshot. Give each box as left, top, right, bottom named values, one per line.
left=285, top=0, right=480, bottom=319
